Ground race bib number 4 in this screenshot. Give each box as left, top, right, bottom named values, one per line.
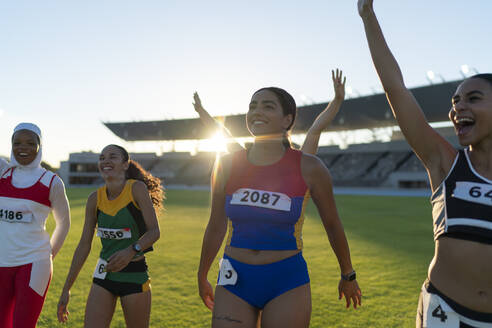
left=423, top=291, right=459, bottom=327
left=93, top=258, right=107, bottom=279
left=0, top=208, right=32, bottom=223
left=97, top=227, right=132, bottom=240
left=230, top=188, right=291, bottom=211
left=453, top=181, right=492, bottom=206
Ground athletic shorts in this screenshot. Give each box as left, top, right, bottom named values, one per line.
left=0, top=258, right=52, bottom=328
left=217, top=252, right=310, bottom=309
left=93, top=258, right=151, bottom=297
left=417, top=279, right=492, bottom=328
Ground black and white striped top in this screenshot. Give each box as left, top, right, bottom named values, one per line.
left=431, top=148, right=492, bottom=244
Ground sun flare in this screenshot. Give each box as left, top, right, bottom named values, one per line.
left=202, top=132, right=229, bottom=153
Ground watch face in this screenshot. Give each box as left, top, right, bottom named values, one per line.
left=133, top=243, right=142, bottom=252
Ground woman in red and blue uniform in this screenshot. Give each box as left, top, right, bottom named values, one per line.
left=198, top=87, right=361, bottom=327
left=0, top=123, right=71, bottom=328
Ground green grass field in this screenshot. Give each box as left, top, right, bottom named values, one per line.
left=37, top=188, right=434, bottom=327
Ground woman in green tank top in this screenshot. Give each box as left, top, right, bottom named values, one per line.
left=57, top=144, right=164, bottom=328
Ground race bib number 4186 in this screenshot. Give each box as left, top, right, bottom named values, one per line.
left=0, top=208, right=32, bottom=223
left=230, top=188, right=291, bottom=211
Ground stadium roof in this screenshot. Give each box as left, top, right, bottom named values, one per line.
left=104, top=80, right=461, bottom=141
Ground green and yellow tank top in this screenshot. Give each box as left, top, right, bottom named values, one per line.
left=96, top=179, right=151, bottom=261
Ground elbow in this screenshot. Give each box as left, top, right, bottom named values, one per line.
left=382, top=82, right=406, bottom=95
left=153, top=228, right=161, bottom=242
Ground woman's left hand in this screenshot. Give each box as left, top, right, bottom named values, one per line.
left=106, top=247, right=135, bottom=272
left=338, top=279, right=362, bottom=309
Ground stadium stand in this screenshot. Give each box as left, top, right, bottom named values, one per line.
left=60, top=81, right=463, bottom=189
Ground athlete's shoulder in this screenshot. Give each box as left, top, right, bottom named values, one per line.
left=87, top=190, right=98, bottom=205
left=301, top=152, right=325, bottom=170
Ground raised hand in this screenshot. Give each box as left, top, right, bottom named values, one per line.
left=358, top=0, right=374, bottom=18
left=332, top=69, right=346, bottom=101
left=193, top=92, right=205, bottom=113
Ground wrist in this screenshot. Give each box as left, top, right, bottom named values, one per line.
left=341, top=270, right=356, bottom=281
left=131, top=242, right=142, bottom=253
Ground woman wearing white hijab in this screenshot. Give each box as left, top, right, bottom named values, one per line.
left=0, top=123, right=71, bottom=328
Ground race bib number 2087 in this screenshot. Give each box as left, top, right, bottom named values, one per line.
left=230, top=188, right=291, bottom=211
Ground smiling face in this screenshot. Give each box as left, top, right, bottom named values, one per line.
left=12, top=130, right=40, bottom=166
left=246, top=89, right=293, bottom=137
left=449, top=77, right=492, bottom=146
left=98, top=145, right=129, bottom=180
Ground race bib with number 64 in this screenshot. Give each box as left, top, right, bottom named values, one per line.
left=453, top=181, right=492, bottom=206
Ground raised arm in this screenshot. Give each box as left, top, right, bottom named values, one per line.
left=197, top=155, right=231, bottom=310
left=358, top=0, right=455, bottom=189
left=193, top=92, right=244, bottom=152
left=302, top=154, right=361, bottom=309
left=57, top=192, right=98, bottom=323
left=49, top=176, right=71, bottom=258
left=301, top=69, right=346, bottom=155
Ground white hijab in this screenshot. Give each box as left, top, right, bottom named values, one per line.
left=10, top=122, right=43, bottom=169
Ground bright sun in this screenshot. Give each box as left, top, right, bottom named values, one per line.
left=202, top=132, right=229, bottom=153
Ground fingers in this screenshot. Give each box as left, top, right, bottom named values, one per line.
left=331, top=69, right=345, bottom=85
left=57, top=304, right=69, bottom=323
left=204, top=294, right=215, bottom=311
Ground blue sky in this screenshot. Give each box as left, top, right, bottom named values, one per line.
left=1, top=1, right=491, bottom=166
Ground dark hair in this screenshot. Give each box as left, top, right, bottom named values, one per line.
left=107, top=144, right=165, bottom=211
left=469, top=73, right=492, bottom=86
left=252, top=87, right=297, bottom=148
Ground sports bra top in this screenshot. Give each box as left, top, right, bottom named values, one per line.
left=224, top=148, right=310, bottom=250
left=431, top=148, right=492, bottom=244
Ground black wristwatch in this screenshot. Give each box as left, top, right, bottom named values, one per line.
left=341, top=270, right=356, bottom=281
left=132, top=243, right=142, bottom=253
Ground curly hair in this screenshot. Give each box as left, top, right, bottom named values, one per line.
left=108, top=144, right=165, bottom=211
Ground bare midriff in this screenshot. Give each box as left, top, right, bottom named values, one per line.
left=225, top=246, right=301, bottom=265
left=429, top=236, right=492, bottom=313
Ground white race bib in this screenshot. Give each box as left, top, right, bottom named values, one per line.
left=230, top=188, right=291, bottom=211
left=422, top=289, right=459, bottom=327
left=217, top=259, right=237, bottom=286
left=453, top=181, right=492, bottom=206
left=0, top=207, right=33, bottom=223
left=93, top=258, right=108, bottom=279
left=97, top=227, right=132, bottom=240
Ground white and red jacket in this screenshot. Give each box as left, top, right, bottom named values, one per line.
left=0, top=167, right=56, bottom=266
